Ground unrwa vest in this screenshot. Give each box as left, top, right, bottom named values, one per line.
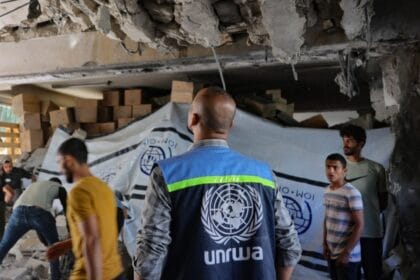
left=157, top=145, right=277, bottom=280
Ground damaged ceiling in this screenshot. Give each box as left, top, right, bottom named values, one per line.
left=2, top=0, right=418, bottom=63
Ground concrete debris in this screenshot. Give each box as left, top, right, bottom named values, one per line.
left=14, top=148, right=47, bottom=175
left=144, top=0, right=174, bottom=24
left=0, top=215, right=69, bottom=279
left=25, top=258, right=49, bottom=279
left=339, top=0, right=371, bottom=40
left=260, top=0, right=306, bottom=62
left=214, top=0, right=243, bottom=25
left=0, top=267, right=29, bottom=280
left=370, top=85, right=399, bottom=123
left=176, top=0, right=223, bottom=47
left=381, top=57, right=403, bottom=105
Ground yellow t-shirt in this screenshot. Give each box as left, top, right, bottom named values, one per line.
left=67, top=176, right=123, bottom=280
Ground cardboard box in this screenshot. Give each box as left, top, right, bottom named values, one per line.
left=97, top=107, right=113, bottom=122
left=75, top=98, right=99, bottom=108
left=275, top=103, right=294, bottom=117
left=266, top=89, right=287, bottom=104
left=81, top=122, right=115, bottom=136
left=20, top=129, right=43, bottom=152
left=244, top=97, right=276, bottom=118
left=41, top=101, right=59, bottom=118
left=49, top=108, right=74, bottom=127
left=21, top=113, right=41, bottom=130
left=75, top=107, right=98, bottom=123
left=81, top=123, right=101, bottom=136
left=113, top=106, right=132, bottom=121
left=61, top=123, right=81, bottom=131
left=12, top=94, right=40, bottom=116
left=102, top=91, right=121, bottom=106
left=300, top=114, right=329, bottom=128
left=171, top=80, right=194, bottom=103
left=117, top=118, right=134, bottom=128
left=132, top=104, right=152, bottom=118
left=124, top=89, right=142, bottom=105
left=83, top=123, right=99, bottom=134
left=99, top=122, right=116, bottom=134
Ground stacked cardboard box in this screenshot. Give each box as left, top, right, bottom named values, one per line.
left=12, top=94, right=43, bottom=152
left=265, top=89, right=294, bottom=117
left=74, top=98, right=98, bottom=123
left=170, top=80, right=195, bottom=103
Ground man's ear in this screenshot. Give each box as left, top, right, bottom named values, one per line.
left=190, top=113, right=200, bottom=126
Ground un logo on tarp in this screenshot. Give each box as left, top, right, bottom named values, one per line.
left=283, top=195, right=312, bottom=235
left=201, top=184, right=263, bottom=245
left=140, top=145, right=166, bottom=175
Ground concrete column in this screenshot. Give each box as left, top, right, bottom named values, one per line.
left=386, top=51, right=420, bottom=277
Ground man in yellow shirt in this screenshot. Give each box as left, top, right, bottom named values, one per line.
left=57, top=137, right=123, bottom=280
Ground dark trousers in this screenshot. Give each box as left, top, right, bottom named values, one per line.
left=360, top=237, right=383, bottom=280
left=328, top=259, right=360, bottom=280
left=0, top=201, right=5, bottom=240
left=0, top=206, right=60, bottom=280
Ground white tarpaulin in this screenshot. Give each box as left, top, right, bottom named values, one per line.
left=38, top=103, right=395, bottom=279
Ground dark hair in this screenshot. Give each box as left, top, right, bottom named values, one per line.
left=49, top=177, right=62, bottom=185
left=58, top=138, right=88, bottom=164
left=326, top=153, right=347, bottom=168
left=339, top=125, right=366, bottom=144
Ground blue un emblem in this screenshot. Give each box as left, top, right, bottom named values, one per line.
left=140, top=145, right=166, bottom=175
left=283, top=195, right=312, bottom=235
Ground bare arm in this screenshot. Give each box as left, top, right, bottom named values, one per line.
left=47, top=238, right=73, bottom=261
left=338, top=210, right=364, bottom=263
left=133, top=167, right=172, bottom=279
left=277, top=266, right=294, bottom=280
left=273, top=180, right=302, bottom=280
left=78, top=215, right=102, bottom=280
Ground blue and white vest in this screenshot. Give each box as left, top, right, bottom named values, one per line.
left=157, top=145, right=278, bottom=280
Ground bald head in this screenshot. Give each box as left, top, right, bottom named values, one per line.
left=188, top=87, right=236, bottom=139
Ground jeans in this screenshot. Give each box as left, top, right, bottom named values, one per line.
left=0, top=206, right=60, bottom=280
left=0, top=201, right=5, bottom=240
left=328, top=259, right=360, bottom=280
left=360, top=238, right=383, bottom=280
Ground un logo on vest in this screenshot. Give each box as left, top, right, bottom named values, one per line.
left=201, top=184, right=263, bottom=245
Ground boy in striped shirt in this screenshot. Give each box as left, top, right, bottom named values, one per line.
left=323, top=153, right=364, bottom=280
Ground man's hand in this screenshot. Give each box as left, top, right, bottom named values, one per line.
left=337, top=251, right=350, bottom=264
left=47, top=239, right=72, bottom=261
left=3, top=185, right=14, bottom=203
left=134, top=272, right=143, bottom=280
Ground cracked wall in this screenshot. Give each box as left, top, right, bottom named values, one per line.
left=384, top=51, right=420, bottom=279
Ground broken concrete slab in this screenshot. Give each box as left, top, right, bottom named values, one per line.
left=25, top=258, right=49, bottom=279
left=339, top=0, right=372, bottom=40
left=144, top=0, right=174, bottom=24
left=260, top=0, right=306, bottom=62
left=214, top=0, right=243, bottom=25
left=176, top=0, right=223, bottom=47
left=0, top=267, right=29, bottom=280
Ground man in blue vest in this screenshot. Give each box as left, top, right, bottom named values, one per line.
left=134, top=87, right=302, bottom=280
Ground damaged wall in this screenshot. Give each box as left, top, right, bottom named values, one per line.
left=385, top=51, right=420, bottom=278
